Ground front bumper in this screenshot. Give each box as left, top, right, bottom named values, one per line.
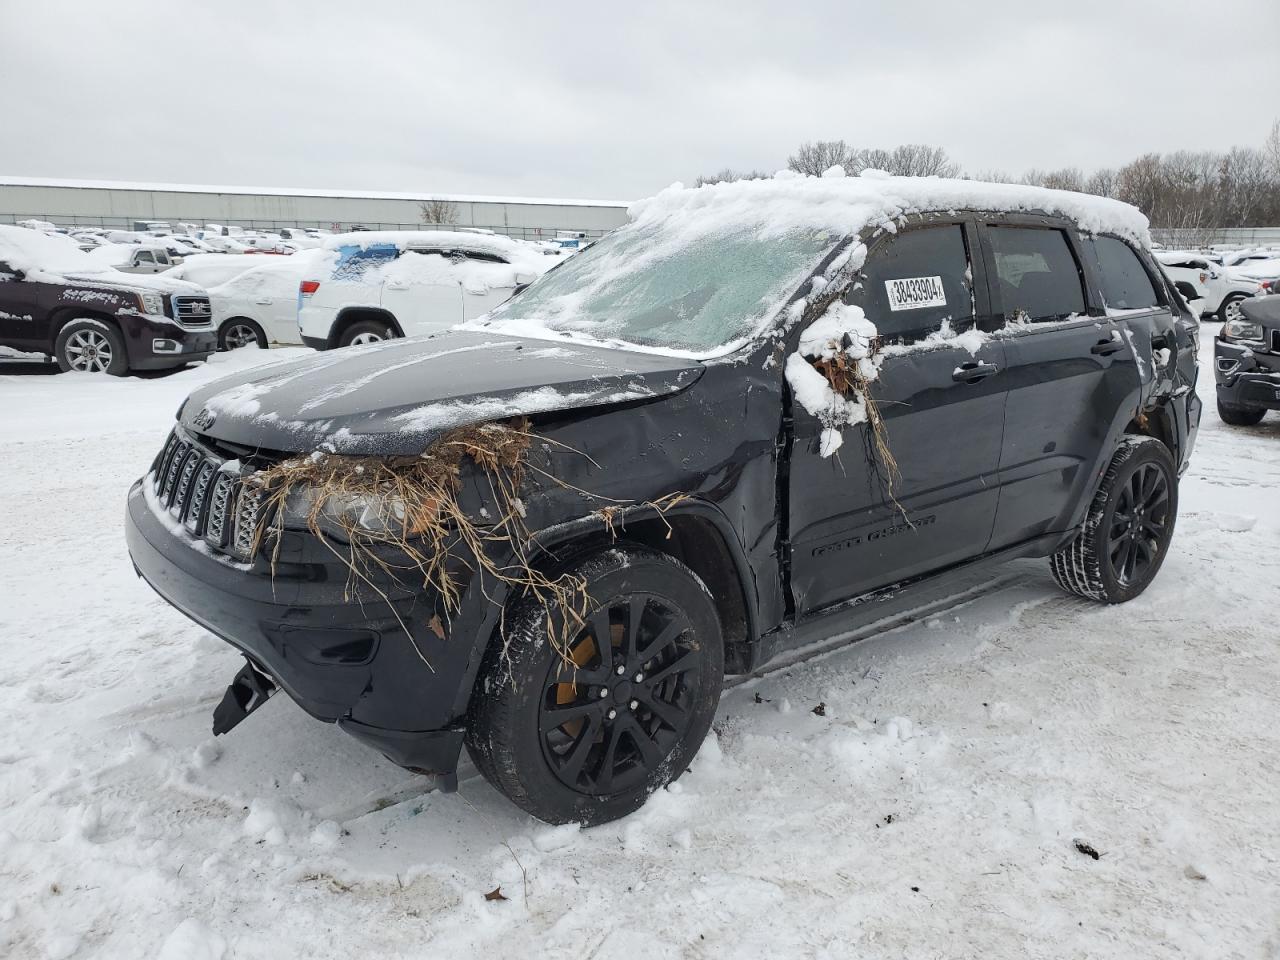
left=123, top=315, right=217, bottom=369
left=1214, top=337, right=1280, bottom=409
left=124, top=476, right=470, bottom=775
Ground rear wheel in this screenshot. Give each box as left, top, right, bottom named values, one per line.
left=1217, top=399, right=1266, bottom=426
left=466, top=547, right=724, bottom=825
left=1050, top=436, right=1178, bottom=604
left=54, top=318, right=128, bottom=376
left=218, top=318, right=267, bottom=350
left=339, top=319, right=397, bottom=347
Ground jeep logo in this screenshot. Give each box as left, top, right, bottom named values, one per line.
left=192, top=408, right=217, bottom=430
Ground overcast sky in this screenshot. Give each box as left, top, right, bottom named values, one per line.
left=3, top=1, right=1277, bottom=201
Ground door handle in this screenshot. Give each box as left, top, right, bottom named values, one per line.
left=254, top=298, right=273, bottom=305
left=952, top=361, right=999, bottom=383
left=1091, top=337, right=1125, bottom=356
left=385, top=282, right=408, bottom=291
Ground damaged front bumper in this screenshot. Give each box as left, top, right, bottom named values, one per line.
left=125, top=478, right=482, bottom=780
left=1214, top=338, right=1280, bottom=409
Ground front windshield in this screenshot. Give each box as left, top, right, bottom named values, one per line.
left=476, top=218, right=841, bottom=355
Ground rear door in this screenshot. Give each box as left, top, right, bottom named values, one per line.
left=379, top=249, right=463, bottom=336
left=981, top=220, right=1140, bottom=550
left=787, top=219, right=1009, bottom=616
left=460, top=253, right=519, bottom=320
left=0, top=262, right=48, bottom=351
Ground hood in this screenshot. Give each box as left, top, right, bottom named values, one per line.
left=64, top=270, right=206, bottom=296
left=1240, top=294, right=1280, bottom=326
left=179, top=330, right=704, bottom=455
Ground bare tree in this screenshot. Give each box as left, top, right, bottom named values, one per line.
left=885, top=144, right=961, bottom=178
left=694, top=168, right=770, bottom=187
left=1267, top=118, right=1280, bottom=177
left=1084, top=168, right=1117, bottom=198
left=1040, top=167, right=1085, bottom=192
left=419, top=199, right=460, bottom=226
left=787, top=140, right=858, bottom=176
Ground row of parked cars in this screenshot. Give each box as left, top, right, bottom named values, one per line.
left=0, top=223, right=564, bottom=370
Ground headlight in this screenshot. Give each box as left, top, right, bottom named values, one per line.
left=137, top=292, right=165, bottom=316
left=1223, top=318, right=1264, bottom=342
left=283, top=486, right=410, bottom=535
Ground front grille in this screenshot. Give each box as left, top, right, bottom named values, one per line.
left=150, top=429, right=267, bottom=558
left=173, top=296, right=213, bottom=328
left=1271, top=328, right=1280, bottom=354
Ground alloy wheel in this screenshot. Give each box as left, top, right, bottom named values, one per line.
left=540, top=594, right=701, bottom=796
left=64, top=330, right=113, bottom=373
left=1224, top=298, right=1244, bottom=324
left=349, top=331, right=384, bottom=345
left=1106, top=462, right=1171, bottom=587
left=224, top=323, right=258, bottom=349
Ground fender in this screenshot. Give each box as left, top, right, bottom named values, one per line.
left=444, top=496, right=761, bottom=720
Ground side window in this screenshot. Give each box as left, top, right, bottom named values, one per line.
left=1086, top=236, right=1161, bottom=311
left=986, top=226, right=1085, bottom=323
left=156, top=252, right=170, bottom=266
left=136, top=250, right=155, bottom=264
left=851, top=224, right=974, bottom=343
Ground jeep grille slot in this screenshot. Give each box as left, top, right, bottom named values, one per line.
left=149, top=429, right=262, bottom=558
left=1271, top=328, right=1280, bottom=354
left=173, top=296, right=213, bottom=328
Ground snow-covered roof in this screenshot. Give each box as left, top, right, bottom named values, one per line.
left=0, top=223, right=113, bottom=276
left=629, top=170, right=1151, bottom=247
left=323, top=229, right=545, bottom=267
left=0, top=176, right=631, bottom=209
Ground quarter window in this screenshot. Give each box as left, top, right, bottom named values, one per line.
left=986, top=226, right=1085, bottom=323
left=851, top=224, right=974, bottom=343
left=1087, top=236, right=1161, bottom=311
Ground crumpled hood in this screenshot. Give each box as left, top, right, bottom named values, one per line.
left=179, top=331, right=704, bottom=455
left=64, top=270, right=206, bottom=296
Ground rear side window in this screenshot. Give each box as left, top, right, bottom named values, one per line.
left=853, top=224, right=974, bottom=342
left=986, top=226, right=1085, bottom=323
left=1087, top=236, right=1161, bottom=311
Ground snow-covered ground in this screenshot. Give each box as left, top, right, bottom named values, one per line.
left=1, top=329, right=1278, bottom=959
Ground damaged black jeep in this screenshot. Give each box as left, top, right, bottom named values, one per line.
left=1214, top=294, right=1280, bottom=425
left=126, top=177, right=1200, bottom=824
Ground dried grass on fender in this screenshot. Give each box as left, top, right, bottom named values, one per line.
left=247, top=419, right=589, bottom=670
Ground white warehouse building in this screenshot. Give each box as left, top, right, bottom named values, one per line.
left=0, top=176, right=632, bottom=241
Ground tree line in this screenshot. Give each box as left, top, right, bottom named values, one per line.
left=697, top=120, right=1280, bottom=241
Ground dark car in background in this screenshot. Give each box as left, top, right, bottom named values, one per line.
left=125, top=176, right=1200, bottom=825
left=1214, top=294, right=1280, bottom=425
left=0, top=225, right=216, bottom=375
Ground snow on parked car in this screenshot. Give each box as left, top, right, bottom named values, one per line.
left=88, top=241, right=182, bottom=274
left=162, top=253, right=273, bottom=289
left=297, top=230, right=551, bottom=348
left=203, top=248, right=331, bottom=349
left=1155, top=250, right=1273, bottom=322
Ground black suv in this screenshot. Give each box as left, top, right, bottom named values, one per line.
left=125, top=178, right=1200, bottom=824
left=0, top=226, right=216, bottom=374
left=1214, top=294, right=1280, bottom=425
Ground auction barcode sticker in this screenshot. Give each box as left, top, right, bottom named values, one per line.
left=886, top=276, right=947, bottom=311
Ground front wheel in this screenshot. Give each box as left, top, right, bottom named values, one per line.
left=466, top=547, right=724, bottom=825
left=55, top=318, right=128, bottom=376
left=1050, top=436, right=1178, bottom=604
left=1217, top=399, right=1266, bottom=426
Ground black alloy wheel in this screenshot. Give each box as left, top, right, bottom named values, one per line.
left=540, top=594, right=702, bottom=796
left=466, top=546, right=723, bottom=825
left=1105, top=461, right=1171, bottom=588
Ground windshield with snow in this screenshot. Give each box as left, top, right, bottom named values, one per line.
left=479, top=220, right=840, bottom=355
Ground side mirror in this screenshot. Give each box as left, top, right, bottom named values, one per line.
left=1173, top=280, right=1203, bottom=304
left=514, top=271, right=536, bottom=286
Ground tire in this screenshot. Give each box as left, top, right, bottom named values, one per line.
left=218, top=318, right=267, bottom=351
left=54, top=318, right=128, bottom=376
left=1050, top=436, right=1178, bottom=604
left=466, top=546, right=724, bottom=825
left=1217, top=399, right=1266, bottom=426
left=1219, top=294, right=1247, bottom=324
left=339, top=319, right=397, bottom=347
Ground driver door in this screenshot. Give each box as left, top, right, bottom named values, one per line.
left=786, top=220, right=1008, bottom=617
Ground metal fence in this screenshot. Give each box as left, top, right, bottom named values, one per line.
left=1151, top=227, right=1280, bottom=249
left=0, top=213, right=612, bottom=241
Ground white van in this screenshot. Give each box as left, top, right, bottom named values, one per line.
left=297, top=231, right=552, bottom=349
